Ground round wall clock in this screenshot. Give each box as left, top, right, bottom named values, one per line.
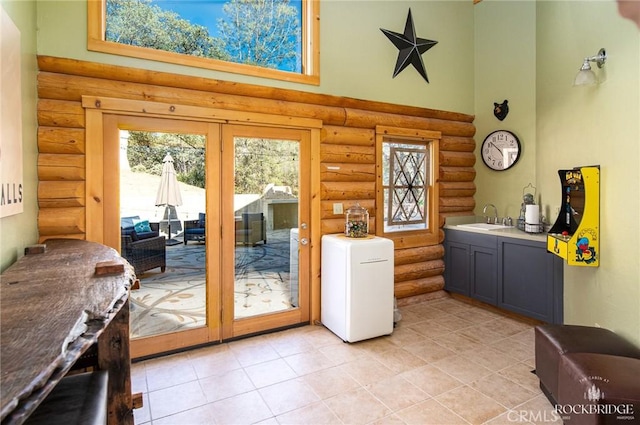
left=481, top=130, right=521, bottom=171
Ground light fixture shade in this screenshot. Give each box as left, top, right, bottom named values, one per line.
left=574, top=69, right=598, bottom=86
left=573, top=48, right=607, bottom=87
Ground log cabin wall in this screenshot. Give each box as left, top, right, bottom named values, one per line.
left=36, top=55, right=476, bottom=301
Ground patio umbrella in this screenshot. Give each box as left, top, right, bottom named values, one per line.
left=155, top=153, right=183, bottom=245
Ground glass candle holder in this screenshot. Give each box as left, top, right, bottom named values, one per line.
left=345, top=203, right=369, bottom=238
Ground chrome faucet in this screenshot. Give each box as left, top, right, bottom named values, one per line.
left=483, top=203, right=499, bottom=224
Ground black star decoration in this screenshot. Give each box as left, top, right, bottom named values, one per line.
left=380, top=9, right=438, bottom=83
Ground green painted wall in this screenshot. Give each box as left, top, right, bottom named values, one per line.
left=35, top=0, right=475, bottom=114
left=536, top=1, right=640, bottom=345
left=0, top=1, right=39, bottom=271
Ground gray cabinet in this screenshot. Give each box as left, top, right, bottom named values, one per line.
left=498, top=238, right=563, bottom=323
left=444, top=229, right=563, bottom=324
left=444, top=230, right=497, bottom=304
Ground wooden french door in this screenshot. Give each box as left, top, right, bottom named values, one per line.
left=103, top=114, right=311, bottom=358
left=220, top=124, right=311, bottom=340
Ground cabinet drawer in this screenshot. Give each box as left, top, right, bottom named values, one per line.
left=444, top=229, right=497, bottom=248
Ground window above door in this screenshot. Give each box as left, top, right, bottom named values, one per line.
left=87, top=0, right=320, bottom=85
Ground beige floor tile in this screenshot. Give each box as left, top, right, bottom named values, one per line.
left=324, top=387, right=392, bottom=425
left=395, top=398, right=468, bottom=424
left=369, top=413, right=408, bottom=425
left=244, top=357, right=297, bottom=388
left=199, top=368, right=255, bottom=403
left=429, top=299, right=471, bottom=314
left=387, top=326, right=428, bottom=346
left=131, top=363, right=148, bottom=394
left=459, top=345, right=520, bottom=372
left=433, top=332, right=483, bottom=353
left=146, top=360, right=197, bottom=392
left=490, top=338, right=535, bottom=361
left=144, top=351, right=191, bottom=371
left=302, top=365, right=361, bottom=399
left=338, top=355, right=395, bottom=386
left=486, top=317, right=533, bottom=337
left=152, top=404, right=216, bottom=424
left=470, top=373, right=537, bottom=409
left=268, top=331, right=315, bottom=357
left=148, top=380, right=208, bottom=420
left=497, top=362, right=540, bottom=392
left=229, top=340, right=281, bottom=367
left=370, top=347, right=427, bottom=374
left=318, top=340, right=367, bottom=365
left=438, top=315, right=476, bottom=331
left=284, top=349, right=336, bottom=376
left=303, top=326, right=344, bottom=348
left=508, top=328, right=536, bottom=348
left=400, top=364, right=463, bottom=397
left=436, top=385, right=506, bottom=424
left=352, top=335, right=397, bottom=355
left=210, top=390, right=273, bottom=424
left=258, top=378, right=321, bottom=416
left=191, top=350, right=243, bottom=380
left=403, top=338, right=457, bottom=363
left=432, top=355, right=493, bottom=384
left=408, top=319, right=455, bottom=338
left=275, top=401, right=341, bottom=425
left=366, top=375, right=429, bottom=411
left=484, top=410, right=534, bottom=425
left=456, top=325, right=505, bottom=345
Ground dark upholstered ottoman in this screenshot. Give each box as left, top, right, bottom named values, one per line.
left=557, top=353, right=640, bottom=424
left=535, top=324, right=640, bottom=404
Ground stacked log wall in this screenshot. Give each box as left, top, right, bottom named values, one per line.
left=36, top=56, right=476, bottom=300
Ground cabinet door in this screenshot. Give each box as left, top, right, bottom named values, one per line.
left=444, top=240, right=470, bottom=296
left=498, top=238, right=561, bottom=323
left=470, top=245, right=498, bottom=304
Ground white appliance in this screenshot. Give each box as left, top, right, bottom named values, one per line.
left=321, top=234, right=394, bottom=342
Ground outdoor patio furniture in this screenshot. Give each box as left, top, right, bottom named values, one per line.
left=120, top=216, right=166, bottom=275
left=184, top=213, right=206, bottom=245
left=235, top=212, right=267, bottom=246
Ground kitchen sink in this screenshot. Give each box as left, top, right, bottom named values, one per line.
left=456, top=223, right=512, bottom=231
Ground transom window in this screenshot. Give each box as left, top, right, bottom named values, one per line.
left=87, top=0, right=320, bottom=85
left=376, top=126, right=440, bottom=243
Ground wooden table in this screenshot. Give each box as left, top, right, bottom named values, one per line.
left=0, top=239, right=135, bottom=425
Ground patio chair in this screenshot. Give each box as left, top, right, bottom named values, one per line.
left=235, top=212, right=267, bottom=246
left=184, top=212, right=206, bottom=245
left=120, top=216, right=166, bottom=275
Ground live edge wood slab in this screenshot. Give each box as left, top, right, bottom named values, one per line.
left=0, top=239, right=136, bottom=425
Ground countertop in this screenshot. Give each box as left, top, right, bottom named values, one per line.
left=444, top=216, right=549, bottom=243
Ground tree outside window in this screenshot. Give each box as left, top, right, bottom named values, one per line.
left=88, top=0, right=319, bottom=85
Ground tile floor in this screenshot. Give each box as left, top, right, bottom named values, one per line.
left=132, top=296, right=561, bottom=424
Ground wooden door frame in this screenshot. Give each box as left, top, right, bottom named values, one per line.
left=221, top=124, right=312, bottom=340
left=83, top=96, right=322, bottom=358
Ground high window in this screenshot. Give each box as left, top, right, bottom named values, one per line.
left=88, top=0, right=320, bottom=85
left=376, top=126, right=440, bottom=244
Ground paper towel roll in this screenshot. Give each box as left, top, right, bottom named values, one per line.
left=525, top=204, right=540, bottom=224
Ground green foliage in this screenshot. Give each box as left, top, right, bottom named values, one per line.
left=106, top=0, right=228, bottom=59
left=105, top=0, right=300, bottom=72
left=234, top=138, right=299, bottom=195
left=126, top=131, right=206, bottom=188
left=218, top=0, right=301, bottom=71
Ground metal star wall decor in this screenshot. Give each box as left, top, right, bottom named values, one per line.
left=380, top=9, right=438, bottom=83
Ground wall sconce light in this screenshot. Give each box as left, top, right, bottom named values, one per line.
left=574, top=48, right=607, bottom=86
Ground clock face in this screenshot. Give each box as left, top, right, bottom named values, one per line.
left=481, top=130, right=521, bottom=171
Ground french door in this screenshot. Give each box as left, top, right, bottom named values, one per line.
left=102, top=114, right=311, bottom=358
left=221, top=124, right=311, bottom=340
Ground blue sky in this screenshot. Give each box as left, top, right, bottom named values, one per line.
left=151, top=1, right=226, bottom=36
left=151, top=0, right=302, bottom=38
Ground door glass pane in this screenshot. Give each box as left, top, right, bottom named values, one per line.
left=119, top=129, right=207, bottom=339
left=233, top=137, right=299, bottom=319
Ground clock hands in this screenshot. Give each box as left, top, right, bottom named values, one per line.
left=488, top=141, right=503, bottom=156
